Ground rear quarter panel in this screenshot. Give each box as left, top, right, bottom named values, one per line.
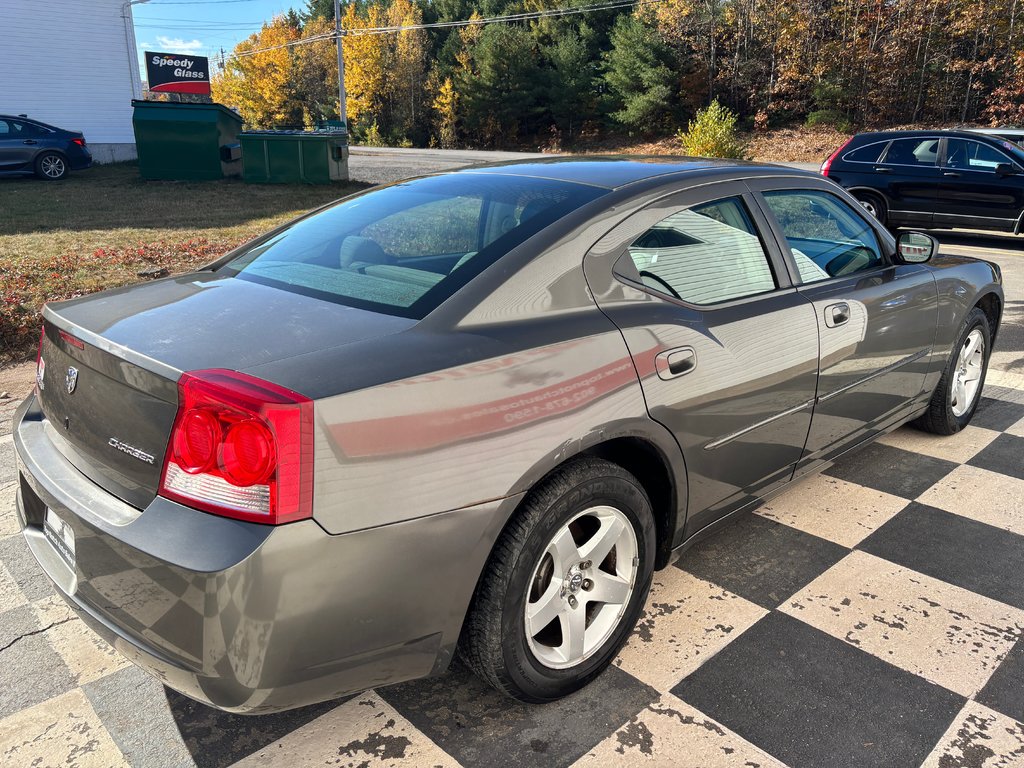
left=287, top=198, right=689, bottom=537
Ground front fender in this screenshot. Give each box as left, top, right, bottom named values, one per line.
left=927, top=255, right=1004, bottom=362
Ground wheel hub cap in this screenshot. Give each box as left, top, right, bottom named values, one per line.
left=565, top=569, right=584, bottom=594
left=524, top=505, right=638, bottom=669
left=951, top=329, right=985, bottom=417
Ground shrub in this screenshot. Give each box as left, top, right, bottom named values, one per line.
left=677, top=100, right=748, bottom=159
left=805, top=109, right=852, bottom=133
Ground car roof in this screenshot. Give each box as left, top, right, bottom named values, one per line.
left=0, top=114, right=57, bottom=129
left=966, top=127, right=1024, bottom=135
left=447, top=155, right=813, bottom=190
left=850, top=128, right=1017, bottom=142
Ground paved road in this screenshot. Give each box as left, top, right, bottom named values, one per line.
left=349, top=146, right=552, bottom=184
left=348, top=146, right=821, bottom=184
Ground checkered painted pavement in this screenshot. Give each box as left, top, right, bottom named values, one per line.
left=2, top=377, right=1024, bottom=768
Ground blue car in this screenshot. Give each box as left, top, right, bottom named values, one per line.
left=0, top=114, right=92, bottom=180
left=821, top=129, right=1024, bottom=234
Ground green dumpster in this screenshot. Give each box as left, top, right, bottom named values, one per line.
left=132, top=100, right=244, bottom=181
left=239, top=129, right=349, bottom=184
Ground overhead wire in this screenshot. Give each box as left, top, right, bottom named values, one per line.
left=219, top=0, right=665, bottom=61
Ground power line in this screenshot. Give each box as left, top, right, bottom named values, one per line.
left=149, top=0, right=267, bottom=4
left=223, top=0, right=663, bottom=60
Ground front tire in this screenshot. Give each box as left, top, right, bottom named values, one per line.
left=35, top=151, right=68, bottom=180
left=913, top=307, right=991, bottom=435
left=460, top=457, right=656, bottom=702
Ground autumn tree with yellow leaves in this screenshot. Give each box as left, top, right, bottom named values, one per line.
left=212, top=0, right=1024, bottom=146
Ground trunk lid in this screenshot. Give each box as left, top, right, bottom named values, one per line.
left=38, top=271, right=416, bottom=509
left=36, top=327, right=177, bottom=510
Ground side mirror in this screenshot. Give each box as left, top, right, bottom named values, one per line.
left=995, top=163, right=1020, bottom=177
left=897, top=231, right=937, bottom=263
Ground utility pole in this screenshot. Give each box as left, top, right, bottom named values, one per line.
left=334, top=0, right=347, bottom=131
left=121, top=0, right=150, bottom=100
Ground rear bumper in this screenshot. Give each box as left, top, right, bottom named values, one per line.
left=67, top=145, right=92, bottom=170
left=13, top=394, right=515, bottom=713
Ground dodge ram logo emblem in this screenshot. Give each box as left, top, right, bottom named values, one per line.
left=66, top=367, right=78, bottom=394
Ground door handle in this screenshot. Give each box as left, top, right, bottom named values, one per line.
left=943, top=171, right=961, bottom=177
left=873, top=166, right=892, bottom=173
left=23, top=140, right=37, bottom=145
left=825, top=302, right=850, bottom=328
left=655, top=347, right=696, bottom=380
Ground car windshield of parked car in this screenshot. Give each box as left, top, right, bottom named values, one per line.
left=221, top=174, right=606, bottom=318
left=763, top=190, right=883, bottom=282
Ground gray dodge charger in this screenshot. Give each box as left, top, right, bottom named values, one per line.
left=13, top=158, right=1003, bottom=712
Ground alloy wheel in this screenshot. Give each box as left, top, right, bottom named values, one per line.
left=950, top=328, right=985, bottom=417
left=41, top=155, right=65, bottom=178
left=524, top=505, right=638, bottom=669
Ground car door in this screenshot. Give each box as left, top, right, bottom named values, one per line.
left=936, top=137, right=1024, bottom=231
left=11, top=120, right=42, bottom=166
left=0, top=119, right=25, bottom=169
left=872, top=136, right=944, bottom=227
left=585, top=182, right=820, bottom=538
left=749, top=180, right=938, bottom=470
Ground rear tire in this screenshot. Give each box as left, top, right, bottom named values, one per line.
left=854, top=191, right=887, bottom=224
left=913, top=307, right=990, bottom=435
left=459, top=457, right=655, bottom=702
left=35, top=151, right=68, bottom=180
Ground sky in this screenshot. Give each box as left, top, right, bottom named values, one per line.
left=131, top=0, right=304, bottom=75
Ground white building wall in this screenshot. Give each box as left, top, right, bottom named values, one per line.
left=0, top=0, right=142, bottom=161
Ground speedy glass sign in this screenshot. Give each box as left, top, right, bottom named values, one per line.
left=144, top=51, right=211, bottom=95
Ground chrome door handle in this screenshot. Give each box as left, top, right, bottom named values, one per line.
left=825, top=302, right=850, bottom=327
left=655, top=347, right=696, bottom=380
left=943, top=171, right=961, bottom=177
left=873, top=166, right=892, bottom=173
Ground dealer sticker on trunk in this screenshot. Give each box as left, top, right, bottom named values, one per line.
left=43, top=509, right=75, bottom=570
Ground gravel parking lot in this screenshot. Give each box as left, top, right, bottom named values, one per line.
left=1, top=151, right=1023, bottom=768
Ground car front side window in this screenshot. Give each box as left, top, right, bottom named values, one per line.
left=626, top=196, right=777, bottom=305
left=762, top=190, right=885, bottom=283
left=945, top=139, right=1015, bottom=171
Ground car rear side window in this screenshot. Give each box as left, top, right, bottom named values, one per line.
left=843, top=142, right=888, bottom=163
left=221, top=174, right=606, bottom=319
left=762, top=190, right=884, bottom=283
left=881, top=138, right=939, bottom=166
left=626, top=196, right=777, bottom=305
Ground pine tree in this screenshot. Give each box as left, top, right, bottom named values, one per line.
left=603, top=15, right=681, bottom=133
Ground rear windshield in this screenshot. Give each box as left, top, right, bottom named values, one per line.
left=219, top=173, right=606, bottom=318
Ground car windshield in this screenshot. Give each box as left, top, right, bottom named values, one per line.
left=993, top=138, right=1024, bottom=164
left=220, top=173, right=606, bottom=318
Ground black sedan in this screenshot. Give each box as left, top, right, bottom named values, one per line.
left=0, top=114, right=92, bottom=180
left=821, top=129, right=1024, bottom=234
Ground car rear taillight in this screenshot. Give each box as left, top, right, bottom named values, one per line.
left=159, top=369, right=314, bottom=525
left=820, top=138, right=853, bottom=177
left=71, top=137, right=86, bottom=147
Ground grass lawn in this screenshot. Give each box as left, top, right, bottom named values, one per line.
left=0, top=162, right=364, bottom=364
